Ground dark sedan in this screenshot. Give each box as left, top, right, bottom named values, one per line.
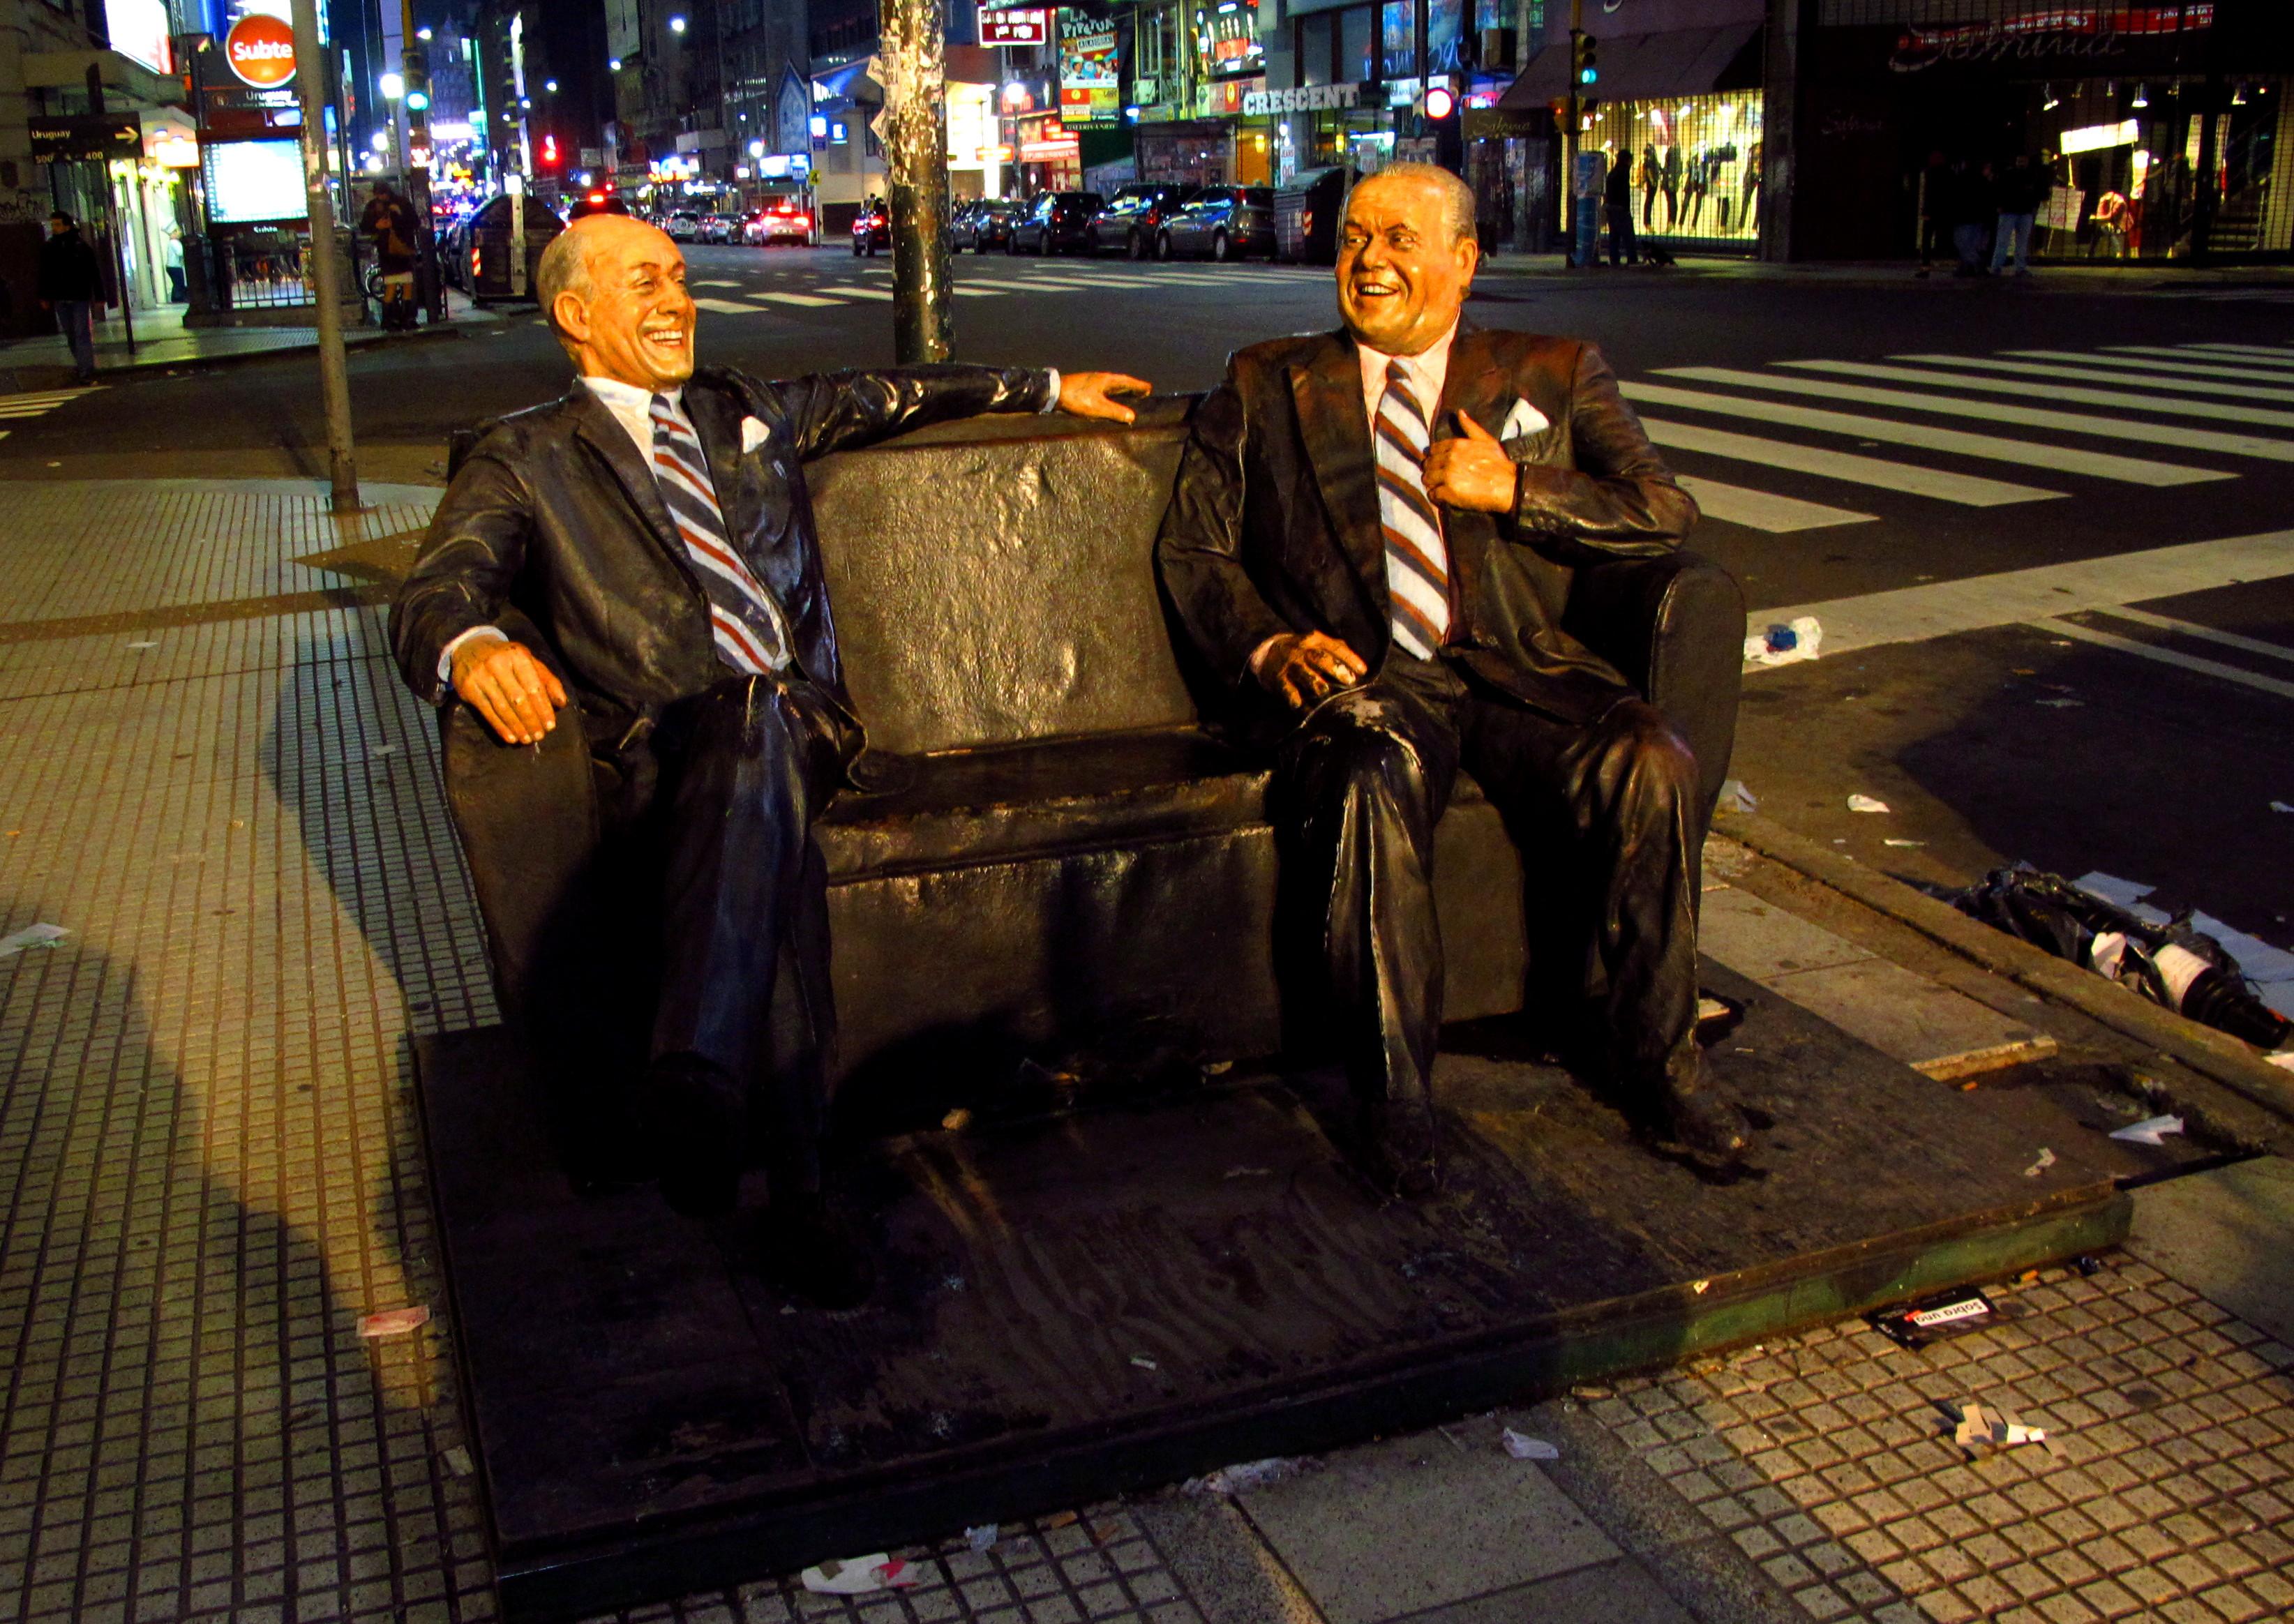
left=851, top=200, right=890, bottom=256
left=1009, top=190, right=1102, bottom=255
left=1155, top=186, right=1277, bottom=261
left=1088, top=183, right=1198, bottom=259
left=956, top=197, right=1021, bottom=252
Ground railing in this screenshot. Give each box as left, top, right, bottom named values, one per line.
left=215, top=232, right=315, bottom=310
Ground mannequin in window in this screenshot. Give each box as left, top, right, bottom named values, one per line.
left=1660, top=143, right=1683, bottom=231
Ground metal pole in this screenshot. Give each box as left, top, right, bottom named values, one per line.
left=880, top=0, right=952, bottom=362
left=398, top=0, right=442, bottom=322
left=1564, top=0, right=1582, bottom=258
left=292, top=0, right=361, bottom=513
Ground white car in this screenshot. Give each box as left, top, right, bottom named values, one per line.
left=744, top=196, right=814, bottom=246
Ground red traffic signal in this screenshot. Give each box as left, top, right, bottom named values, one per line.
left=1424, top=84, right=1456, bottom=120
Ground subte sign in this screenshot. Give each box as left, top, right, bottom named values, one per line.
left=223, top=13, right=298, bottom=89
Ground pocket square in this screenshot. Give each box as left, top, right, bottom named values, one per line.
left=740, top=415, right=770, bottom=454
left=1499, top=398, right=1552, bottom=441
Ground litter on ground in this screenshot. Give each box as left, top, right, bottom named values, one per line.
left=2108, top=1114, right=2184, bottom=1145
left=1501, top=1429, right=1560, bottom=1461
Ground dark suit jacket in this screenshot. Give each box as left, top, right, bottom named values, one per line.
left=1155, top=323, right=1698, bottom=732
left=391, top=362, right=1054, bottom=762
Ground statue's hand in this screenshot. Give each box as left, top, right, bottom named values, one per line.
left=1057, top=370, right=1154, bottom=424
left=452, top=637, right=569, bottom=745
left=1420, top=412, right=1520, bottom=514
left=1256, top=631, right=1368, bottom=710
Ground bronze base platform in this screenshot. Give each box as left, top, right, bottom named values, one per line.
left=416, top=964, right=2157, bottom=1621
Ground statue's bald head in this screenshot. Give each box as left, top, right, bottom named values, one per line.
left=538, top=213, right=698, bottom=390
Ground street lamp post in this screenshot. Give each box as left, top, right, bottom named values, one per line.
left=290, top=0, right=359, bottom=512
left=879, top=0, right=952, bottom=361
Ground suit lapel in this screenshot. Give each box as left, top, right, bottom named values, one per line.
left=680, top=382, right=758, bottom=543
left=569, top=384, right=689, bottom=568
left=1289, top=331, right=1387, bottom=610
left=1432, top=324, right=1508, bottom=444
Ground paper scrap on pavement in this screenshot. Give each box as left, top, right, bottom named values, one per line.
left=1884, top=839, right=1925, bottom=848
left=357, top=1306, right=431, bottom=1338
left=441, top=1446, right=474, bottom=1478
left=1718, top=779, right=1758, bottom=815
left=2023, top=1148, right=2057, bottom=1178
left=2108, top=1114, right=2184, bottom=1145
left=1501, top=1429, right=1560, bottom=1461
left=2273, top=801, right=2293, bottom=813
left=0, top=923, right=70, bottom=958
left=1130, top=1355, right=1159, bottom=1371
left=800, top=1556, right=916, bottom=1595
left=1847, top=794, right=1890, bottom=814
left=1190, top=1457, right=1306, bottom=1496
left=966, top=1524, right=998, bottom=1552
left=1948, top=1399, right=2062, bottom=1458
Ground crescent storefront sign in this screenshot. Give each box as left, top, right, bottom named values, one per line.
left=1242, top=82, right=1362, bottom=116
left=224, top=13, right=299, bottom=89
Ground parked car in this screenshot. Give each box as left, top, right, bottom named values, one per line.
left=744, top=195, right=814, bottom=244
left=850, top=200, right=890, bottom=255
left=567, top=190, right=631, bottom=221
left=1010, top=190, right=1103, bottom=255
left=663, top=212, right=703, bottom=242
left=1088, top=184, right=1198, bottom=258
left=1155, top=186, right=1277, bottom=261
left=954, top=197, right=1021, bottom=252
left=698, top=213, right=733, bottom=245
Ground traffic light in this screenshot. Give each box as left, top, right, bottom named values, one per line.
left=1423, top=82, right=1455, bottom=121
left=1574, top=33, right=1598, bottom=88
left=402, top=45, right=430, bottom=112
left=540, top=132, right=560, bottom=168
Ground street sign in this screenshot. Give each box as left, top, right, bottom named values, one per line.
left=29, top=114, right=142, bottom=163
left=224, top=12, right=298, bottom=89
left=980, top=8, right=1048, bottom=46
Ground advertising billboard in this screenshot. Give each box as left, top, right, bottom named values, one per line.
left=1058, top=10, right=1120, bottom=127
left=103, top=0, right=174, bottom=74
left=202, top=138, right=307, bottom=225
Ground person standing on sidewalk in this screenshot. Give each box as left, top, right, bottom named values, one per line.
left=37, top=212, right=105, bottom=385
left=1990, top=153, right=2044, bottom=278
left=1604, top=149, right=1639, bottom=266
left=1950, top=159, right=1995, bottom=277
left=359, top=181, right=419, bottom=331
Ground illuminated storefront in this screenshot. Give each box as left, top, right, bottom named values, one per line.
left=1580, top=94, right=1763, bottom=246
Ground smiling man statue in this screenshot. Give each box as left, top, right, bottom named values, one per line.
left=1156, top=163, right=1741, bottom=1196
left=393, top=213, right=1148, bottom=1305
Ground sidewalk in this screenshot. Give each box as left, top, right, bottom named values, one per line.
left=0, top=477, right=2289, bottom=1624
left=0, top=294, right=507, bottom=389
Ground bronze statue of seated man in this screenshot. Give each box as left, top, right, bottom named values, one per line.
left=390, top=213, right=1148, bottom=1307
left=1155, top=163, right=1747, bottom=1197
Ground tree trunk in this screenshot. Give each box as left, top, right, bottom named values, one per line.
left=878, top=0, right=952, bottom=362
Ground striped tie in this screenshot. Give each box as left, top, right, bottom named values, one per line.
left=1374, top=360, right=1450, bottom=660
left=649, top=394, right=793, bottom=675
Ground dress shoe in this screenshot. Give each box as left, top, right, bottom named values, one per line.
left=760, top=1190, right=876, bottom=1309
left=650, top=1055, right=745, bottom=1219
left=1643, top=1053, right=1748, bottom=1166
left=1358, top=1097, right=1441, bottom=1199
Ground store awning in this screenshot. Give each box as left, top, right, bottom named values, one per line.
left=1498, top=24, right=1762, bottom=111
left=20, top=47, right=186, bottom=111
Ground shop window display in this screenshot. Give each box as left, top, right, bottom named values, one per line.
left=2031, top=78, right=2287, bottom=260
left=1581, top=94, right=1763, bottom=245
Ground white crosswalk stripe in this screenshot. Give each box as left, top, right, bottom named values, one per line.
left=2174, top=343, right=2294, bottom=363
left=0, top=386, right=103, bottom=431
left=2034, top=615, right=2294, bottom=703
left=1896, top=353, right=2294, bottom=406
left=1778, top=359, right=2294, bottom=430
left=1655, top=366, right=2294, bottom=465
left=1674, top=475, right=1875, bottom=533
left=2099, top=347, right=2294, bottom=379
left=1639, top=418, right=2060, bottom=506
left=1620, top=379, right=2226, bottom=486
left=2014, top=349, right=2294, bottom=386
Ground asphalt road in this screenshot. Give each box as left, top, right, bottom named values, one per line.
left=6, top=243, right=2292, bottom=988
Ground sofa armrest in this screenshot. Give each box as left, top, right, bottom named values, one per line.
left=435, top=608, right=600, bottom=1023
left=1561, top=551, right=1746, bottom=825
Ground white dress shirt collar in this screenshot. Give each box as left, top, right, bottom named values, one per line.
left=582, top=373, right=684, bottom=463
left=1355, top=321, right=1460, bottom=428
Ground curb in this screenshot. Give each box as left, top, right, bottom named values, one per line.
left=0, top=314, right=494, bottom=390
left=1716, top=809, right=2294, bottom=1128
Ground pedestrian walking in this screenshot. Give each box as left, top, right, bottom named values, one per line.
left=359, top=181, right=419, bottom=331
left=163, top=227, right=188, bottom=303
left=1604, top=149, right=1639, bottom=266
left=37, top=211, right=105, bottom=384
left=1950, top=160, right=1995, bottom=277
left=1990, top=153, right=2044, bottom=277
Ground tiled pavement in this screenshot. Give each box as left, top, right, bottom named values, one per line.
left=2, top=479, right=2293, bottom=1624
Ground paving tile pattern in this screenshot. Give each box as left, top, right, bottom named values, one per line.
left=0, top=484, right=1207, bottom=1624
left=1580, top=1256, right=2294, bottom=1624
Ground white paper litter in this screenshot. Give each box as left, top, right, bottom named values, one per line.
left=1744, top=615, right=1822, bottom=669
left=125, top=640, right=158, bottom=650
left=1130, top=1355, right=1159, bottom=1371
left=1718, top=779, right=1758, bottom=815
left=1949, top=1399, right=2062, bottom=1457
left=800, top=1555, right=916, bottom=1595
left=1501, top=1429, right=1560, bottom=1461
left=2034, top=698, right=2084, bottom=708
left=965, top=1524, right=999, bottom=1552
left=2272, top=801, right=2293, bottom=814
left=0, top=924, right=70, bottom=958
left=1884, top=839, right=1925, bottom=848
left=2023, top=1148, right=2057, bottom=1178
left=441, top=1446, right=474, bottom=1478
left=1847, top=795, right=1890, bottom=814
left=1190, top=1457, right=1306, bottom=1496
left=2108, top=1114, right=2184, bottom=1146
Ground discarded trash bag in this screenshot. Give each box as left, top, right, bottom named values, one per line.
left=1935, top=866, right=2293, bottom=1051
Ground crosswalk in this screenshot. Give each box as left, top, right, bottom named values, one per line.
left=0, top=386, right=101, bottom=441
left=689, top=262, right=1320, bottom=318
left=1621, top=340, right=2294, bottom=535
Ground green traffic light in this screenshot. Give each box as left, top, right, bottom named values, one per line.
left=407, top=90, right=430, bottom=110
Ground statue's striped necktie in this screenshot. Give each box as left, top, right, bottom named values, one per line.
left=648, top=393, right=793, bottom=675
left=1374, top=359, right=1450, bottom=659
